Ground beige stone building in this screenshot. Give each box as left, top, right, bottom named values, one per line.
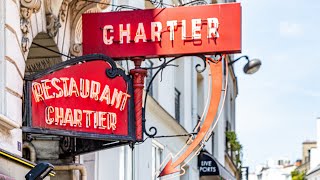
left=295, top=141, right=317, bottom=174
left=0, top=0, right=243, bottom=179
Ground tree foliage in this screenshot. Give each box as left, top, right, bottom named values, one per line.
left=291, top=170, right=305, bottom=180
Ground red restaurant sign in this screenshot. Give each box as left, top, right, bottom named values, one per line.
left=23, top=55, right=135, bottom=141
left=82, top=3, right=241, bottom=59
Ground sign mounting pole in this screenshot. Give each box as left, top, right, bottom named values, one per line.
left=130, top=57, right=147, bottom=141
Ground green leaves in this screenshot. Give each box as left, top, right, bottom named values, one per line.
left=226, top=131, right=243, bottom=169
left=225, top=131, right=242, bottom=152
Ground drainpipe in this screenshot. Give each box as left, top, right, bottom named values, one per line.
left=54, top=164, right=87, bottom=180
left=22, top=142, right=36, bottom=162
left=191, top=58, right=198, bottom=131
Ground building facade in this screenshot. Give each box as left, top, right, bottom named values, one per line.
left=252, top=159, right=295, bottom=180
left=295, top=141, right=317, bottom=174
left=0, top=0, right=240, bottom=179
left=305, top=118, right=320, bottom=180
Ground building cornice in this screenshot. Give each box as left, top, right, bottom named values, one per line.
left=0, top=114, right=20, bottom=130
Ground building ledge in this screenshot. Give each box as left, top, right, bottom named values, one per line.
left=0, top=114, right=20, bottom=130
left=224, top=152, right=238, bottom=177
left=0, top=148, right=56, bottom=177
left=0, top=148, right=35, bottom=168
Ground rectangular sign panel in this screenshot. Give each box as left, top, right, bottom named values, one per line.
left=82, top=3, right=241, bottom=59
left=23, top=55, right=135, bottom=141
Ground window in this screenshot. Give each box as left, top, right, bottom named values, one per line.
left=175, top=88, right=181, bottom=123
left=211, top=132, right=215, bottom=155
left=152, top=140, right=163, bottom=180
left=225, top=121, right=231, bottom=156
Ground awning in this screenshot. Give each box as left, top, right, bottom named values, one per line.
left=198, top=150, right=236, bottom=180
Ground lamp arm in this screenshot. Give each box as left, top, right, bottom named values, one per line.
left=229, top=55, right=249, bottom=65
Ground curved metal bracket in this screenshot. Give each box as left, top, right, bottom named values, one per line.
left=114, top=5, right=141, bottom=11
left=140, top=54, right=220, bottom=139
left=180, top=0, right=208, bottom=6
left=24, top=54, right=125, bottom=81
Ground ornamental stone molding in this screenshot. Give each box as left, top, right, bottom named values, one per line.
left=59, top=0, right=73, bottom=22
left=46, top=13, right=61, bottom=38
left=45, top=0, right=61, bottom=38
left=68, top=0, right=110, bottom=57
left=97, top=0, right=110, bottom=10
left=20, top=0, right=42, bottom=52
left=21, top=0, right=42, bottom=13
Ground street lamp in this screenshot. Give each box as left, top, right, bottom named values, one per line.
left=229, top=55, right=261, bottom=74
left=25, top=162, right=54, bottom=180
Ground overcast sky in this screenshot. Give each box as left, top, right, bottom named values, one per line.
left=235, top=0, right=320, bottom=172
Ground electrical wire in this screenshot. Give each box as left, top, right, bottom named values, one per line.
left=32, top=42, right=71, bottom=59
left=152, top=133, right=197, bottom=138
left=147, top=0, right=175, bottom=7
left=84, top=0, right=204, bottom=10
left=179, top=0, right=208, bottom=6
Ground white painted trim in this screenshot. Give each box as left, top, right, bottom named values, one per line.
left=119, top=146, right=125, bottom=180
left=152, top=139, right=164, bottom=150
left=95, top=152, right=99, bottom=180
left=0, top=114, right=20, bottom=130
left=0, top=0, right=6, bottom=115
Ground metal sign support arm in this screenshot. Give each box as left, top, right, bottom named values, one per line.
left=130, top=58, right=148, bottom=141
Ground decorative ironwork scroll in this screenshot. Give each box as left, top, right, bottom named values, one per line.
left=141, top=54, right=208, bottom=139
